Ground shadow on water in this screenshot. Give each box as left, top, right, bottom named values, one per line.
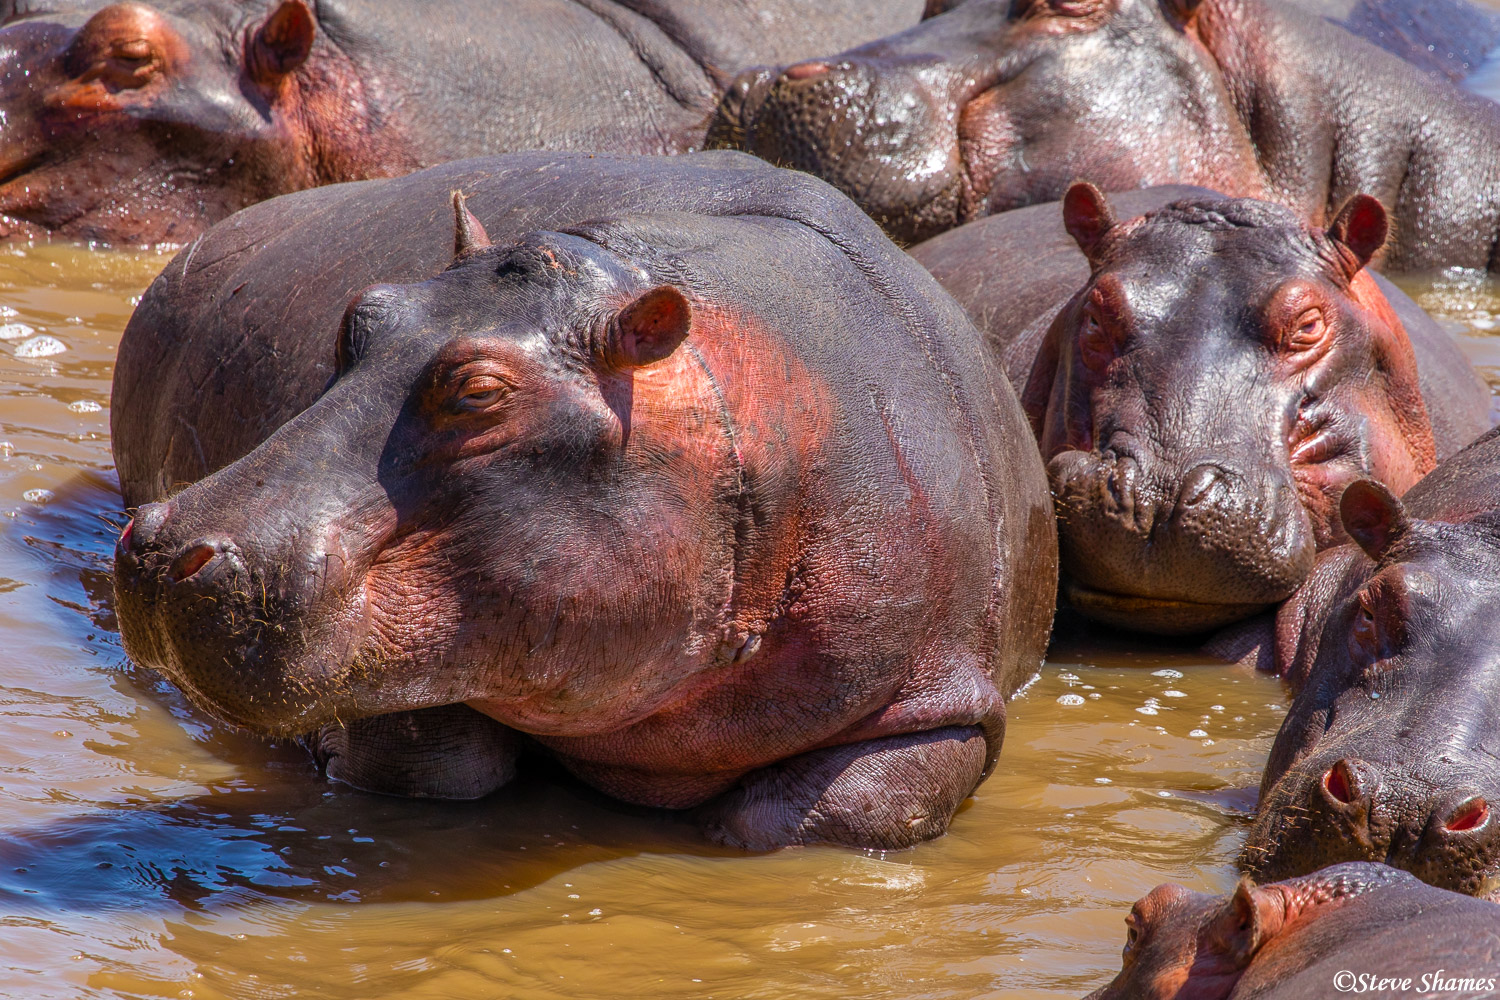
left=0, top=762, right=735, bottom=916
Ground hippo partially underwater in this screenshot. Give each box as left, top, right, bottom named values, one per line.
left=110, top=152, right=1057, bottom=850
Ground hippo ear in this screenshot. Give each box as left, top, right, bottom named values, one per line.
left=1206, top=879, right=1285, bottom=968
left=604, top=287, right=693, bottom=369
left=1326, top=195, right=1389, bottom=279
left=451, top=191, right=492, bottom=259
left=1340, top=479, right=1411, bottom=561
left=250, top=0, right=316, bottom=85
left=1062, top=182, right=1117, bottom=264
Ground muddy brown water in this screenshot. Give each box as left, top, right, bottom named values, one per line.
left=3, top=208, right=1500, bottom=996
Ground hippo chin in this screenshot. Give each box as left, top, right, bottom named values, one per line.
left=913, top=185, right=1490, bottom=635
left=1085, top=862, right=1500, bottom=999
left=111, top=152, right=1057, bottom=850
left=713, top=0, right=1500, bottom=271
left=0, top=0, right=928, bottom=245
left=1232, top=427, right=1500, bottom=897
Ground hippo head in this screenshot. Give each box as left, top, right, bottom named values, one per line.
left=0, top=0, right=364, bottom=244
left=1028, top=186, right=1434, bottom=635
left=1085, top=863, right=1413, bottom=999
left=1243, top=481, right=1500, bottom=897
left=711, top=0, right=1262, bottom=243
left=114, top=197, right=728, bottom=736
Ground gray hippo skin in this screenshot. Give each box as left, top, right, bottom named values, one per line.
left=1085, top=862, right=1500, bottom=999
left=713, top=0, right=1500, bottom=271
left=910, top=185, right=1491, bottom=634
left=1227, top=426, right=1500, bottom=896
left=109, top=152, right=1058, bottom=851
left=0, top=0, right=928, bottom=244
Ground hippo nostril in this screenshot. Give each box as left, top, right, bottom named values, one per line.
left=1445, top=797, right=1490, bottom=833
left=1178, top=463, right=1230, bottom=508
left=1323, top=759, right=1363, bottom=805
left=168, top=543, right=218, bottom=583
left=783, top=61, right=831, bottom=81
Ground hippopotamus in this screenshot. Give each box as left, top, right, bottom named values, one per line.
left=910, top=184, right=1491, bottom=634
left=108, top=152, right=1058, bottom=850
left=1085, top=862, right=1500, bottom=999
left=713, top=0, right=1500, bottom=269
left=1222, top=426, right=1500, bottom=896
left=0, top=0, right=929, bottom=245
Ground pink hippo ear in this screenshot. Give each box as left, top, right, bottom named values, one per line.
left=450, top=191, right=492, bottom=259
left=1340, top=479, right=1411, bottom=561
left=1063, top=182, right=1118, bottom=264
left=249, top=0, right=316, bottom=85
left=1206, top=879, right=1286, bottom=969
left=1327, top=195, right=1389, bottom=280
left=606, top=287, right=693, bottom=368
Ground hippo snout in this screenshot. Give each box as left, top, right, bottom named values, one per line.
left=112, top=499, right=364, bottom=735
left=1049, top=448, right=1316, bottom=634
left=1246, top=758, right=1500, bottom=897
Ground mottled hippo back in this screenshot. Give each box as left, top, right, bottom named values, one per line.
left=111, top=152, right=1056, bottom=849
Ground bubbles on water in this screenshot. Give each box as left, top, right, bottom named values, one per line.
left=1094, top=777, right=1112, bottom=784
left=1056, top=694, right=1085, bottom=706
left=1188, top=729, right=1208, bottom=738
left=22, top=488, right=54, bottom=504
left=0, top=306, right=16, bottom=318
left=0, top=321, right=34, bottom=340
left=1162, top=690, right=1187, bottom=698
left=1136, top=697, right=1162, bottom=716
left=1210, top=705, right=1225, bottom=712
left=67, top=400, right=102, bottom=414
left=1057, top=672, right=1081, bottom=684
left=1151, top=669, right=1183, bottom=679
left=1088, top=692, right=1101, bottom=700
left=14, top=335, right=65, bottom=358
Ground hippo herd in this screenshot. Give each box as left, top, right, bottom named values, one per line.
left=9, top=0, right=1500, bottom=992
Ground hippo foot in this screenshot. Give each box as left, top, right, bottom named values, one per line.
left=697, top=725, right=987, bottom=851
left=305, top=704, right=523, bottom=800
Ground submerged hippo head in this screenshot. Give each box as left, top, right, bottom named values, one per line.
left=1031, top=186, right=1434, bottom=634
left=711, top=0, right=1262, bottom=243
left=1085, top=863, right=1468, bottom=999
left=1244, top=475, right=1500, bottom=897
left=114, top=198, right=745, bottom=735
left=0, top=0, right=387, bottom=244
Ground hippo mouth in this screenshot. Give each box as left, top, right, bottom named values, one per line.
left=1062, top=579, right=1272, bottom=636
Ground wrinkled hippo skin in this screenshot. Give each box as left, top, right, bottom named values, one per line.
left=109, top=152, right=1058, bottom=850
left=1085, top=862, right=1500, bottom=999
left=0, top=0, right=927, bottom=245
left=1221, top=426, right=1500, bottom=896
left=911, top=185, right=1491, bottom=634
left=715, top=0, right=1500, bottom=270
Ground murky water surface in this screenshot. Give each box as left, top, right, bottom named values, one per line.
left=0, top=230, right=1497, bottom=999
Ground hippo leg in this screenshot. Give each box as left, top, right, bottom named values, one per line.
left=305, top=704, right=523, bottom=800
left=698, top=725, right=988, bottom=850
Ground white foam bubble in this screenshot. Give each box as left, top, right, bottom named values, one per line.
left=1151, top=669, right=1183, bottom=679
left=67, top=400, right=102, bottom=414
left=22, top=488, right=53, bottom=504
left=0, top=322, right=34, bottom=340
left=1056, top=693, right=1085, bottom=706
left=14, top=335, right=65, bottom=357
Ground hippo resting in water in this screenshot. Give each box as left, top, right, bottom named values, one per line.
left=108, top=152, right=1058, bottom=850
left=715, top=0, right=1500, bottom=272
left=1218, top=426, right=1500, bottom=897
left=1085, top=862, right=1500, bottom=999
left=0, top=0, right=928, bottom=245
left=911, top=185, right=1491, bottom=635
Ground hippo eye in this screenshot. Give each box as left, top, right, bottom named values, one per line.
left=1348, top=585, right=1408, bottom=667
left=111, top=39, right=154, bottom=63
left=453, top=375, right=509, bottom=412
left=1284, top=308, right=1326, bottom=353
left=1078, top=308, right=1118, bottom=371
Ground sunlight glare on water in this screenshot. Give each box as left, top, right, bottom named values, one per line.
left=0, top=229, right=1494, bottom=998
